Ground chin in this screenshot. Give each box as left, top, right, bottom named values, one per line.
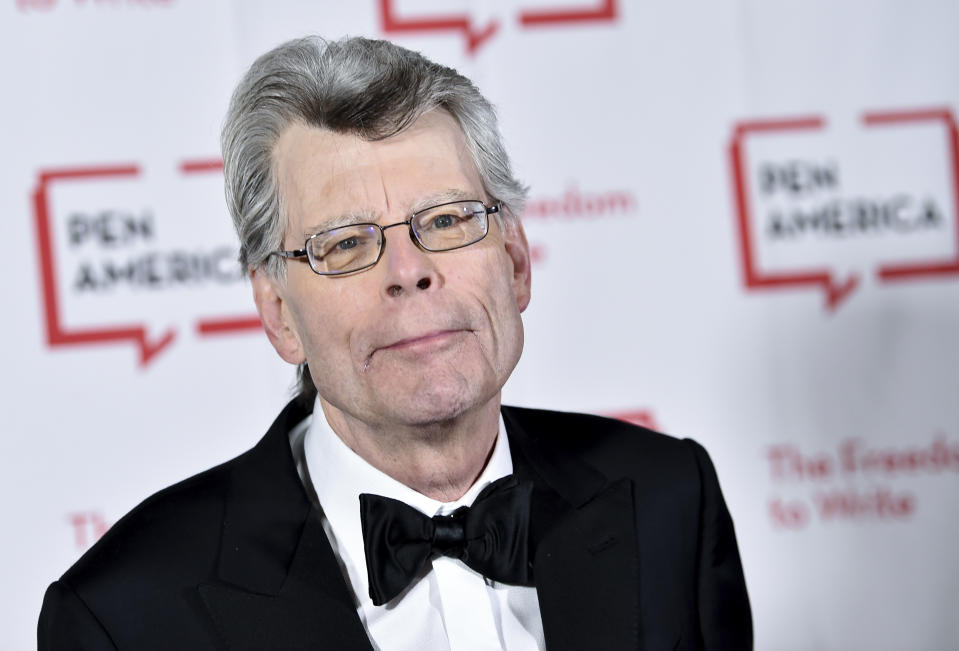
left=386, top=382, right=494, bottom=428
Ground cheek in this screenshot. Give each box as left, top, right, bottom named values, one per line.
left=485, top=252, right=522, bottom=310
left=285, top=280, right=355, bottom=363
left=468, top=254, right=523, bottom=332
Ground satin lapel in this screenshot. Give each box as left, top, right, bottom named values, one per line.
left=197, top=399, right=373, bottom=650
left=504, top=406, right=643, bottom=651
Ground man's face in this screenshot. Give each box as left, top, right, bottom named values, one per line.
left=260, top=110, right=531, bottom=429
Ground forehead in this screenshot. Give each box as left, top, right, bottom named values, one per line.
left=273, top=110, right=485, bottom=235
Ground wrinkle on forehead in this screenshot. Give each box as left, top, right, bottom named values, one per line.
left=379, top=167, right=391, bottom=218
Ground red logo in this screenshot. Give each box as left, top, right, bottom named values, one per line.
left=379, top=0, right=618, bottom=55
left=33, top=165, right=176, bottom=365
left=32, top=159, right=260, bottom=366
left=729, top=107, right=959, bottom=310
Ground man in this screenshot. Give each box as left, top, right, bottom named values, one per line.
left=39, top=36, right=751, bottom=650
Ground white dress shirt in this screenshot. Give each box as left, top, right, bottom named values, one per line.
left=289, top=399, right=545, bottom=651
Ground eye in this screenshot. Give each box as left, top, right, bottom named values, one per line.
left=311, top=227, right=378, bottom=263
left=432, top=213, right=456, bottom=229
left=336, top=236, right=359, bottom=250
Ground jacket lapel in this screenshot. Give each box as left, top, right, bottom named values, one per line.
left=197, top=399, right=373, bottom=650
left=504, top=406, right=644, bottom=651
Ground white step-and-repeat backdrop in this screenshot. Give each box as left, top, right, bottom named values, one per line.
left=3, top=1, right=957, bottom=648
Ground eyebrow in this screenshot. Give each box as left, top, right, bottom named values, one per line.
left=409, top=188, right=477, bottom=213
left=301, top=188, right=481, bottom=238
left=302, top=211, right=376, bottom=239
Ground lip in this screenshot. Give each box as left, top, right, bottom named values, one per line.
left=378, top=329, right=466, bottom=353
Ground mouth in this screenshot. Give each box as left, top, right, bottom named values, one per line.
left=363, top=329, right=472, bottom=370
left=380, top=329, right=468, bottom=352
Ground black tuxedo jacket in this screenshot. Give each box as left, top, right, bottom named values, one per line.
left=39, top=401, right=752, bottom=650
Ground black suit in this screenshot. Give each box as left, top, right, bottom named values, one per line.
left=39, top=400, right=752, bottom=650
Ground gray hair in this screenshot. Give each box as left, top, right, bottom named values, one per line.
left=221, top=35, right=528, bottom=402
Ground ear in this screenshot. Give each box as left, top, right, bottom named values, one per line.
left=250, top=267, right=307, bottom=365
left=501, top=216, right=532, bottom=313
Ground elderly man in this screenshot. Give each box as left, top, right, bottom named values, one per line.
left=39, top=36, right=751, bottom=650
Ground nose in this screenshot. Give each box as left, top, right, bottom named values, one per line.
left=379, top=222, right=441, bottom=298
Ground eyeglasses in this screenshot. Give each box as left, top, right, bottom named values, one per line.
left=272, top=200, right=500, bottom=276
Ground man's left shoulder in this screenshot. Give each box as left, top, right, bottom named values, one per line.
left=502, top=404, right=715, bottom=491
left=502, top=406, right=753, bottom=648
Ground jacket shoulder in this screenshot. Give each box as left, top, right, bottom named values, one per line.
left=60, top=397, right=313, bottom=594
left=41, top=399, right=315, bottom=648
left=502, top=405, right=703, bottom=485
left=61, top=452, right=243, bottom=595
left=40, top=454, right=245, bottom=649
left=503, top=406, right=752, bottom=647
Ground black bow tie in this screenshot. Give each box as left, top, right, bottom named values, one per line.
left=359, top=475, right=534, bottom=606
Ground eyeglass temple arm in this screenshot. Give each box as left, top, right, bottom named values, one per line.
left=272, top=249, right=307, bottom=259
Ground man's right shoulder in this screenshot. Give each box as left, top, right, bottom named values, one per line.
left=40, top=399, right=316, bottom=648
left=39, top=450, right=253, bottom=649
left=60, top=448, right=247, bottom=594
left=60, top=397, right=314, bottom=593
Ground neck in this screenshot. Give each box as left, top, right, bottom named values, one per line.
left=318, top=396, right=501, bottom=503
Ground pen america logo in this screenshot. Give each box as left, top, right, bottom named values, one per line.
left=379, top=0, right=618, bottom=55
left=729, top=107, right=959, bottom=311
left=32, top=159, right=259, bottom=366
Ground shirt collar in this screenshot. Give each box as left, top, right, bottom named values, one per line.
left=303, top=397, right=514, bottom=599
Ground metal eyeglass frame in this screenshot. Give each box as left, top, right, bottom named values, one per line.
left=271, top=200, right=501, bottom=276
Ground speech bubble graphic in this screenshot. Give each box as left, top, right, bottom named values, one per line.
left=33, top=165, right=177, bottom=365
left=519, top=0, right=617, bottom=27
left=33, top=159, right=258, bottom=366
left=379, top=0, right=619, bottom=55
left=379, top=0, right=499, bottom=55
left=729, top=117, right=860, bottom=310
left=729, top=108, right=959, bottom=311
